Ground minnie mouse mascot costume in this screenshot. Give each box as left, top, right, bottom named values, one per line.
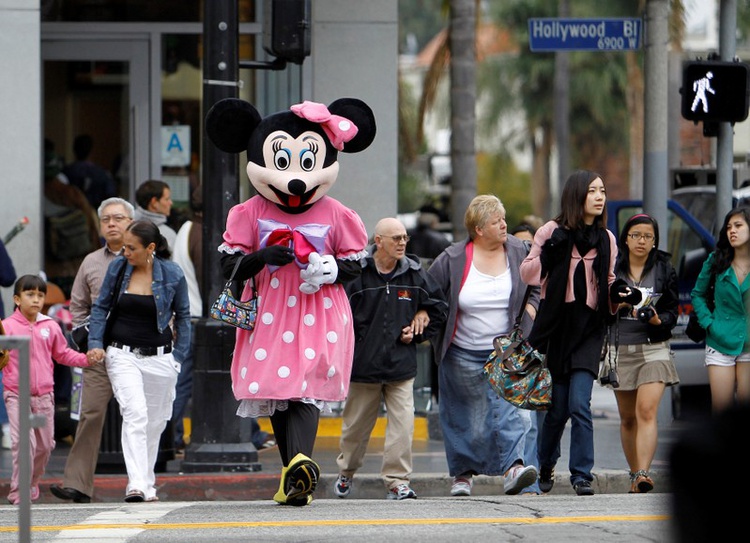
left=205, top=98, right=376, bottom=506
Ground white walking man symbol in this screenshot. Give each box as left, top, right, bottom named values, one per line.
left=691, top=71, right=715, bottom=113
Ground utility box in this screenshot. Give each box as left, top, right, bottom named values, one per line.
left=181, top=319, right=260, bottom=473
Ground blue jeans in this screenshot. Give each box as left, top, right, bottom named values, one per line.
left=519, top=408, right=541, bottom=493
left=538, top=369, right=595, bottom=485
left=438, top=344, right=526, bottom=477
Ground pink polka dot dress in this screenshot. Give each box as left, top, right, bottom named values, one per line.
left=220, top=196, right=368, bottom=410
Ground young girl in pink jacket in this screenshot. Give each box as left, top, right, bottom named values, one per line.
left=1, top=275, right=98, bottom=505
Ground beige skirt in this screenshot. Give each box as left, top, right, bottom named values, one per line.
left=599, top=341, right=680, bottom=391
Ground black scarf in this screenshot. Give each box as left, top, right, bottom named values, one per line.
left=528, top=225, right=611, bottom=353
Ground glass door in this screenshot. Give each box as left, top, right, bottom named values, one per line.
left=42, top=39, right=151, bottom=199
left=41, top=38, right=150, bottom=296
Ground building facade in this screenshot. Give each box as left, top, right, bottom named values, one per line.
left=0, top=1, right=398, bottom=315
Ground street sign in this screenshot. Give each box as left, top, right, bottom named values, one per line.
left=528, top=18, right=642, bottom=52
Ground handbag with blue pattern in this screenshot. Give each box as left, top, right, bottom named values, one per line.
left=483, top=286, right=552, bottom=410
left=210, top=256, right=257, bottom=331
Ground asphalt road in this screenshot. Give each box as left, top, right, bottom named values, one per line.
left=0, top=494, right=678, bottom=543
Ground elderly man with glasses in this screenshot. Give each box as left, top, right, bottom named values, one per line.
left=334, top=217, right=448, bottom=501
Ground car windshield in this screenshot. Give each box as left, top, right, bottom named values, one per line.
left=672, top=186, right=750, bottom=234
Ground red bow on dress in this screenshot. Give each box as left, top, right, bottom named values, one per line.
left=258, top=219, right=330, bottom=272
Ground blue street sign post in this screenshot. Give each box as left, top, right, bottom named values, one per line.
left=528, top=18, right=642, bottom=52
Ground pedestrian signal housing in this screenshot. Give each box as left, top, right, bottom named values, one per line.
left=681, top=60, right=750, bottom=123
left=263, top=0, right=311, bottom=65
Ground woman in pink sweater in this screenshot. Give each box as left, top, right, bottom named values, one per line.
left=1, top=275, right=98, bottom=505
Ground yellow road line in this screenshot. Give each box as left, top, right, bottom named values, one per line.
left=0, top=514, right=670, bottom=532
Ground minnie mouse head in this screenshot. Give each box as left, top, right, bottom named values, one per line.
left=205, top=98, right=377, bottom=214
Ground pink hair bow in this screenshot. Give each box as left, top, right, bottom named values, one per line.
left=290, top=101, right=359, bottom=151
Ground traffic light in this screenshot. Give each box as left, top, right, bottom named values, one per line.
left=681, top=60, right=750, bottom=123
left=263, top=0, right=311, bottom=65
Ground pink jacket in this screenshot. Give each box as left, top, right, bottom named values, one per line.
left=520, top=220, right=618, bottom=312
left=1, top=309, right=88, bottom=396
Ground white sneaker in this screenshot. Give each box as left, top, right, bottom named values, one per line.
left=387, top=483, right=417, bottom=500
left=334, top=474, right=352, bottom=498
left=504, top=464, right=538, bottom=495
left=450, top=476, right=473, bottom=496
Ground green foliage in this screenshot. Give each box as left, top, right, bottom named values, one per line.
left=738, top=0, right=750, bottom=44
left=477, top=152, right=533, bottom=227
left=398, top=0, right=447, bottom=54
left=484, top=0, right=634, bottom=169
left=398, top=163, right=429, bottom=213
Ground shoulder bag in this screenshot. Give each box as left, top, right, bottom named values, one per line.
left=71, top=259, right=127, bottom=352
left=483, top=285, right=552, bottom=410
left=686, top=270, right=716, bottom=344
left=210, top=256, right=257, bottom=331
left=598, top=320, right=620, bottom=388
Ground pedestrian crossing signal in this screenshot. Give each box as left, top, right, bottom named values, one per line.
left=681, top=60, right=750, bottom=123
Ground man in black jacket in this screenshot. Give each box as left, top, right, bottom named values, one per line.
left=334, top=217, right=448, bottom=501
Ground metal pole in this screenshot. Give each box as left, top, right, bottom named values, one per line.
left=643, top=0, right=669, bottom=249
left=553, top=0, right=570, bottom=214
left=717, top=0, right=737, bottom=233
left=182, top=0, right=260, bottom=472
left=0, top=337, right=31, bottom=543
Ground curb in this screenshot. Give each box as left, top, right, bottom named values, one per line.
left=8, top=470, right=669, bottom=504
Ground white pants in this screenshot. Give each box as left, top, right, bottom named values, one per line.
left=105, top=346, right=180, bottom=500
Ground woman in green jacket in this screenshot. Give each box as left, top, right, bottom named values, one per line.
left=691, top=206, right=750, bottom=413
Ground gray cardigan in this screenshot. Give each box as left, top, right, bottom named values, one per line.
left=427, top=234, right=540, bottom=364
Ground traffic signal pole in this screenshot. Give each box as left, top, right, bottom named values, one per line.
left=182, top=0, right=260, bottom=473
left=643, top=0, right=669, bottom=246
left=717, top=0, right=738, bottom=231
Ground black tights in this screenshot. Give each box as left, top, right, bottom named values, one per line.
left=269, top=401, right=320, bottom=466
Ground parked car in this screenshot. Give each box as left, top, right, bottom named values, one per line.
left=607, top=199, right=714, bottom=419
left=672, top=184, right=750, bottom=235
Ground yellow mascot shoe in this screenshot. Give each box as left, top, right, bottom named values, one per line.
left=273, top=465, right=289, bottom=504
left=284, top=453, right=320, bottom=505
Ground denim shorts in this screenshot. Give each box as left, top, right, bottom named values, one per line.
left=705, top=346, right=750, bottom=367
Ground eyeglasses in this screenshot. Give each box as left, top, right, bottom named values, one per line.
left=381, top=234, right=410, bottom=243
left=627, top=233, right=655, bottom=241
left=100, top=214, right=130, bottom=224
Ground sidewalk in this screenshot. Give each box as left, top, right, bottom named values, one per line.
left=0, top=387, right=679, bottom=502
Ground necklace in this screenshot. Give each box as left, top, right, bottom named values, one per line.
left=733, top=262, right=750, bottom=281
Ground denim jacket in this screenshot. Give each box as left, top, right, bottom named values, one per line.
left=87, top=256, right=191, bottom=363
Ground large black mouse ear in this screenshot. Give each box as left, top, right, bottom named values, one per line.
left=327, top=98, right=377, bottom=153
left=205, top=98, right=262, bottom=154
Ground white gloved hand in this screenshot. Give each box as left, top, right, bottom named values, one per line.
left=299, top=253, right=339, bottom=294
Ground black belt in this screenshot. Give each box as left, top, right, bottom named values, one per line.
left=109, top=341, right=172, bottom=358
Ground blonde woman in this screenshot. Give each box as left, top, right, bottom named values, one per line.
left=428, top=195, right=540, bottom=497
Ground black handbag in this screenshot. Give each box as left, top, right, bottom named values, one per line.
left=71, top=260, right=127, bottom=352
left=685, top=312, right=706, bottom=343
left=686, top=271, right=716, bottom=344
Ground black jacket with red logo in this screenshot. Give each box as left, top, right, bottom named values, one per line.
left=345, top=248, right=448, bottom=383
